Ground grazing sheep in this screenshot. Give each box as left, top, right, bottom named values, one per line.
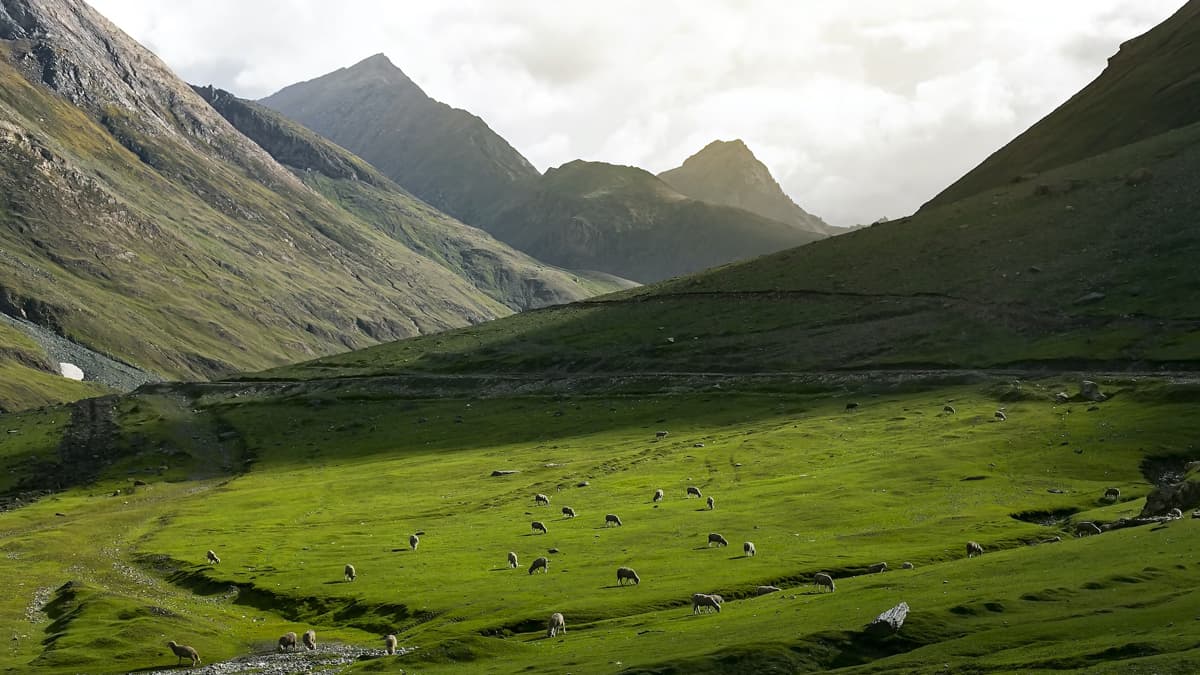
left=535, top=493, right=550, bottom=506
left=1103, top=487, right=1121, bottom=501
left=707, top=533, right=729, bottom=547
left=966, top=541, right=984, bottom=558
left=867, top=562, right=888, bottom=574
left=706, top=496, right=715, bottom=510
left=653, top=488, right=664, bottom=502
left=757, top=585, right=781, bottom=595
left=691, top=593, right=722, bottom=614
left=532, top=521, right=548, bottom=534
left=994, top=410, right=1007, bottom=421
left=278, top=631, right=298, bottom=652
left=845, top=402, right=859, bottom=411
left=605, top=513, right=623, bottom=527
left=384, top=634, right=397, bottom=655
left=409, top=534, right=420, bottom=551
left=743, top=541, right=756, bottom=556
left=206, top=550, right=220, bottom=565
left=508, top=551, right=519, bottom=568
left=901, top=561, right=915, bottom=569
left=562, top=506, right=576, bottom=518
left=344, top=563, right=356, bottom=582
left=529, top=556, right=550, bottom=574
left=167, top=640, right=200, bottom=666
left=943, top=405, right=956, bottom=414
left=656, top=431, right=669, bottom=439
left=617, top=566, right=641, bottom=585
left=1076, top=521, right=1102, bottom=536
left=302, top=629, right=316, bottom=651
left=1167, top=507, right=1183, bottom=519
left=687, top=486, right=703, bottom=498
left=813, top=572, right=836, bottom=592
left=547, top=612, right=567, bottom=637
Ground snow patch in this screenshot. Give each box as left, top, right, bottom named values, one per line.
left=59, top=362, right=84, bottom=380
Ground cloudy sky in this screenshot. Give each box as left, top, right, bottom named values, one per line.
left=90, top=0, right=1184, bottom=226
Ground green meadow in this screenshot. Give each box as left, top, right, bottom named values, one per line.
left=3, top=375, right=1199, bottom=673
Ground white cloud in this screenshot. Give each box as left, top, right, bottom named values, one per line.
left=89, top=0, right=1186, bottom=225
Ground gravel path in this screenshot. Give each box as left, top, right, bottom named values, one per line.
left=139, top=644, right=414, bottom=675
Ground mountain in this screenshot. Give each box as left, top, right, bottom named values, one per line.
left=926, top=0, right=1200, bottom=208
left=260, top=53, right=539, bottom=226
left=658, top=139, right=835, bottom=236
left=479, top=160, right=826, bottom=283
left=0, top=0, right=610, bottom=408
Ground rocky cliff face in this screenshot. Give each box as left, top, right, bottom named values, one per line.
left=261, top=54, right=540, bottom=226
left=659, top=139, right=833, bottom=236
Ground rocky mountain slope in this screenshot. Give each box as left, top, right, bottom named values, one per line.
left=260, top=53, right=539, bottom=226
left=0, top=0, right=608, bottom=407
left=926, top=0, right=1200, bottom=208
left=479, top=160, right=825, bottom=283
left=659, top=139, right=835, bottom=236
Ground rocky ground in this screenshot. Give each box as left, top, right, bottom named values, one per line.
left=140, top=644, right=414, bottom=675
left=0, top=312, right=158, bottom=391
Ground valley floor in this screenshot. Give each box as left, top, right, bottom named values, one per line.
left=2, top=373, right=1200, bottom=673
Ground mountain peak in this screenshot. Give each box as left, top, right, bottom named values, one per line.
left=659, top=140, right=833, bottom=236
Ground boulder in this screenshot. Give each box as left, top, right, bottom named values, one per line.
left=1140, top=475, right=1200, bottom=518
left=1078, top=380, right=1106, bottom=402
left=864, top=602, right=909, bottom=637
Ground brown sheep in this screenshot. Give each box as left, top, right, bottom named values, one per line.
left=384, top=634, right=397, bottom=655
left=653, top=488, right=664, bottom=502
left=529, top=556, right=550, bottom=574
left=616, top=566, right=641, bottom=585
left=707, top=533, right=728, bottom=547
left=547, top=612, right=566, bottom=637
left=344, top=563, right=356, bottom=582
left=167, top=640, right=200, bottom=666
left=813, top=572, right=836, bottom=592
left=278, top=631, right=297, bottom=652
left=966, top=541, right=984, bottom=558
left=302, top=629, right=316, bottom=650
left=205, top=550, right=220, bottom=565
left=605, top=513, right=623, bottom=527
left=532, top=521, right=548, bottom=534
left=508, top=551, right=519, bottom=568
left=687, top=486, right=703, bottom=498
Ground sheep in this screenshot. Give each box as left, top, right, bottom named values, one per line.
left=1075, top=521, right=1102, bottom=536
left=535, top=493, right=550, bottom=506
left=302, top=629, right=316, bottom=651
left=845, top=402, right=859, bottom=411
left=1103, top=487, right=1121, bottom=501
left=757, top=585, right=781, bottom=595
left=994, top=410, right=1007, bottom=421
left=409, top=533, right=420, bottom=551
left=687, top=486, right=703, bottom=498
left=547, top=611, right=567, bottom=637
left=867, top=562, right=888, bottom=573
left=167, top=640, right=200, bottom=666
left=532, top=521, right=548, bottom=534
left=966, top=541, right=984, bottom=558
left=656, top=430, right=669, bottom=439
left=205, top=550, right=220, bottom=565
left=344, top=563, right=356, bottom=582
left=653, top=488, right=664, bottom=502
left=278, top=631, right=298, bottom=652
left=508, top=551, right=519, bottom=568
left=529, top=556, right=550, bottom=574
left=605, top=513, right=623, bottom=527
left=562, top=506, right=576, bottom=518
left=1167, top=507, right=1183, bottom=519
left=616, top=566, right=641, bottom=585
left=813, top=572, right=836, bottom=592
left=692, top=593, right=722, bottom=614
left=943, top=405, right=956, bottom=414
left=901, top=561, right=915, bottom=569
left=707, top=533, right=729, bottom=547
left=706, top=496, right=715, bottom=510
left=384, top=634, right=397, bottom=655
left=743, top=541, right=756, bottom=556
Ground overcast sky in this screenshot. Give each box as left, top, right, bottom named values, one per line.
left=90, top=0, right=1184, bottom=226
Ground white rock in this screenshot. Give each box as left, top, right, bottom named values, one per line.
left=59, top=363, right=84, bottom=381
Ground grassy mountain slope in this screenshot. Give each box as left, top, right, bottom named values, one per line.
left=2, top=375, right=1200, bottom=673
left=194, top=86, right=632, bottom=311
left=927, top=0, right=1200, bottom=207
left=659, top=138, right=835, bottom=236
left=260, top=53, right=540, bottom=226
left=480, top=160, right=825, bottom=284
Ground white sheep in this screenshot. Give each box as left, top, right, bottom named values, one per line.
left=547, top=612, right=566, bottom=637
left=205, top=550, right=220, bottom=565
left=656, top=431, right=669, bottom=439
left=384, top=634, right=397, bottom=655
left=529, top=556, right=550, bottom=575
left=966, top=541, right=983, bottom=558
left=692, top=593, right=722, bottom=614
left=1167, top=507, right=1183, bottom=519
left=535, top=493, right=550, bottom=506
left=508, top=551, right=519, bottom=568
left=302, top=629, right=316, bottom=651
left=994, top=410, right=1007, bottom=421
left=409, top=534, right=420, bottom=551
left=344, top=563, right=356, bottom=582
left=167, top=641, right=200, bottom=666
left=616, top=566, right=641, bottom=585
left=757, top=585, right=781, bottom=595
left=901, top=561, right=915, bottom=569
left=653, top=488, right=664, bottom=502
left=814, top=572, right=836, bottom=592
left=943, top=405, right=956, bottom=414
left=743, top=541, right=755, bottom=556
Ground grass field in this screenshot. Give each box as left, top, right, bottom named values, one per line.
left=3, top=374, right=1199, bottom=673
